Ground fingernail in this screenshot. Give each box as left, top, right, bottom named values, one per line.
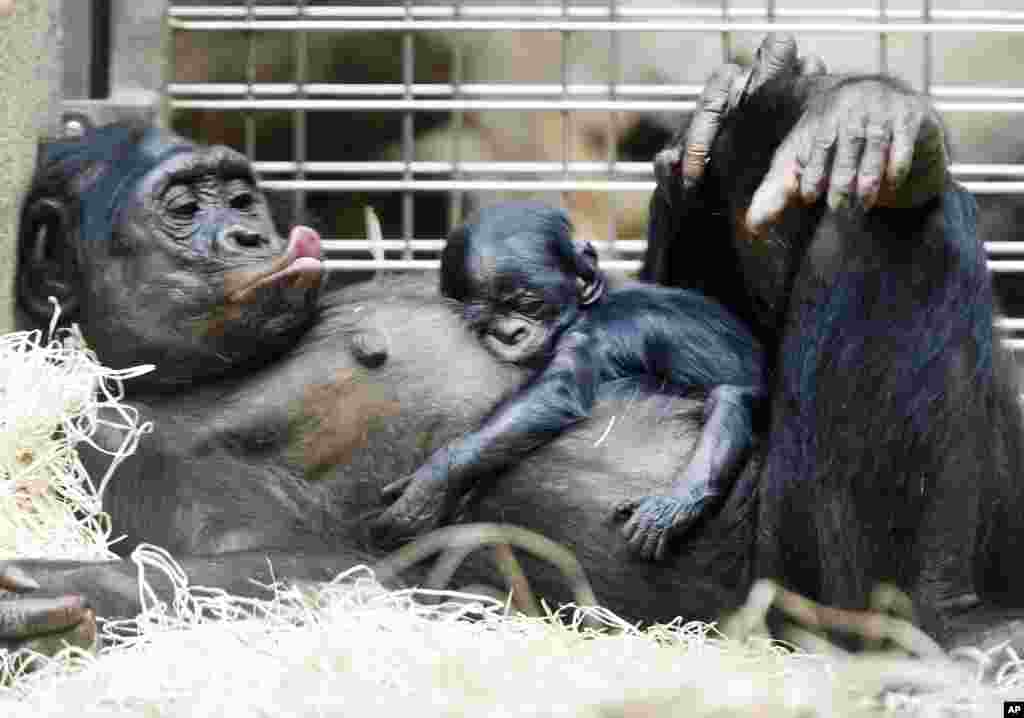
left=0, top=566, right=40, bottom=592
left=829, top=192, right=850, bottom=212
left=859, top=178, right=880, bottom=209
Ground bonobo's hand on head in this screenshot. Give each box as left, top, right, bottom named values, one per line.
left=655, top=33, right=948, bottom=236
left=17, top=122, right=325, bottom=389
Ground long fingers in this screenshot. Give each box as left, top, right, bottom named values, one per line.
left=887, top=108, right=924, bottom=191
left=798, top=117, right=838, bottom=204
left=746, top=128, right=805, bottom=234
left=0, top=595, right=89, bottom=639
left=747, top=32, right=799, bottom=95
left=0, top=564, right=40, bottom=593
left=826, top=115, right=868, bottom=211
left=681, top=63, right=745, bottom=190
left=857, top=118, right=894, bottom=209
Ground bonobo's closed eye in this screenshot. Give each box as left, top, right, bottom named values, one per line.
left=17, top=122, right=326, bottom=389
left=440, top=201, right=604, bottom=365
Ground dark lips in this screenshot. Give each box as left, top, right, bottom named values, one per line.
left=224, top=225, right=325, bottom=304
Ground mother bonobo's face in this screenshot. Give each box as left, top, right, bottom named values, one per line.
left=17, top=123, right=324, bottom=389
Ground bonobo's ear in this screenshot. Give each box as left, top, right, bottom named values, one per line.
left=440, top=222, right=472, bottom=301
left=17, top=198, right=80, bottom=324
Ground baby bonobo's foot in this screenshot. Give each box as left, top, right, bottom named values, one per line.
left=371, top=466, right=457, bottom=548
left=613, top=491, right=720, bottom=562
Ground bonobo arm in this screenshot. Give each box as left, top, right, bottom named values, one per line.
left=643, top=33, right=948, bottom=289
left=615, top=385, right=763, bottom=562
left=1, top=547, right=385, bottom=654
left=373, top=332, right=598, bottom=545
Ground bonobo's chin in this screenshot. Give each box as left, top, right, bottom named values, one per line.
left=100, top=227, right=325, bottom=391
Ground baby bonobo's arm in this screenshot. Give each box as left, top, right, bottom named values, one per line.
left=372, top=332, right=597, bottom=546
left=615, top=384, right=764, bottom=562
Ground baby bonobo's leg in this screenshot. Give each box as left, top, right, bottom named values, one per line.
left=615, top=384, right=763, bottom=562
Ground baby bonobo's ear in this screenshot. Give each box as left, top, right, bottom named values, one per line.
left=570, top=237, right=606, bottom=307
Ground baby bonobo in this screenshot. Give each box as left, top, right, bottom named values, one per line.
left=373, top=201, right=767, bottom=561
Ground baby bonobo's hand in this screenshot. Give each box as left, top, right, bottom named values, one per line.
left=372, top=454, right=459, bottom=547
left=613, top=492, right=718, bottom=563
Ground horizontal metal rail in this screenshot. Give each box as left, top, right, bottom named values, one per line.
left=256, top=178, right=1024, bottom=193
left=167, top=5, right=1024, bottom=22
left=320, top=258, right=1024, bottom=274
left=250, top=161, right=1024, bottom=178
left=168, top=19, right=1024, bottom=33
left=168, top=82, right=704, bottom=97
left=325, top=238, right=1018, bottom=256
left=171, top=98, right=696, bottom=112
left=253, top=161, right=653, bottom=175
left=169, top=97, right=1024, bottom=113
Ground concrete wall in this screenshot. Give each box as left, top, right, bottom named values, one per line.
left=0, top=0, right=61, bottom=334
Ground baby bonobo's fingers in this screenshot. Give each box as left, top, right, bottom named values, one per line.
left=636, top=525, right=661, bottom=562
left=655, top=531, right=673, bottom=563
left=681, top=63, right=745, bottom=190
left=0, top=564, right=40, bottom=593
left=0, top=595, right=89, bottom=639
left=380, top=475, right=414, bottom=504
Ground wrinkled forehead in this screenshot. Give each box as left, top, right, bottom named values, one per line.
left=136, top=143, right=255, bottom=199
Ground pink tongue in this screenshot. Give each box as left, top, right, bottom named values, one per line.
left=229, top=226, right=325, bottom=302
left=287, top=225, right=322, bottom=261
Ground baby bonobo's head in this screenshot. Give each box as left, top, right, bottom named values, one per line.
left=440, top=201, right=606, bottom=365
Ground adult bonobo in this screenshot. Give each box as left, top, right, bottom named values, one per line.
left=2, top=120, right=757, bottom=651
left=374, top=200, right=766, bottom=561
left=0, top=35, right=1009, bottom=653
left=643, top=33, right=1024, bottom=620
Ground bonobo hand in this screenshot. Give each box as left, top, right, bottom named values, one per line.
left=655, top=32, right=947, bottom=234
left=372, top=450, right=461, bottom=547
left=613, top=492, right=717, bottom=562
left=746, top=75, right=947, bottom=233
left=0, top=563, right=96, bottom=657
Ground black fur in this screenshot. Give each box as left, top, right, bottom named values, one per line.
left=374, top=201, right=766, bottom=558
left=643, top=73, right=1024, bottom=623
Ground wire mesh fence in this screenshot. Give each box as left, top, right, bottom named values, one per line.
left=165, top=1, right=1024, bottom=346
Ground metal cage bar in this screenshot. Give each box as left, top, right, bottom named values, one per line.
left=163, top=1, right=1024, bottom=352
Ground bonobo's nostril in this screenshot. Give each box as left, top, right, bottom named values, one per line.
left=219, top=225, right=265, bottom=253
